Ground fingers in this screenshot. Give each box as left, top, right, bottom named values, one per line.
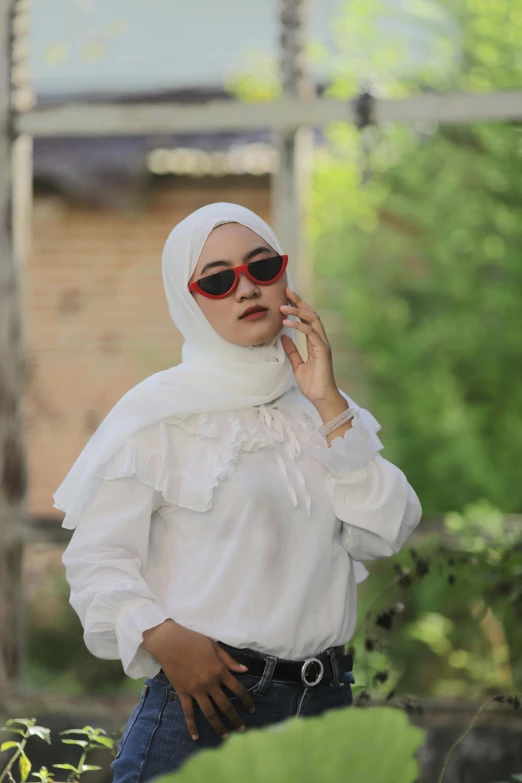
left=282, top=287, right=329, bottom=344
left=281, top=304, right=328, bottom=343
left=196, top=693, right=230, bottom=740
left=282, top=318, right=328, bottom=352
left=179, top=693, right=199, bottom=742
left=280, top=334, right=304, bottom=372
left=216, top=646, right=249, bottom=673
left=281, top=305, right=316, bottom=322
left=286, top=287, right=313, bottom=313
left=209, top=686, right=246, bottom=733
left=180, top=678, right=256, bottom=742
left=222, top=672, right=256, bottom=714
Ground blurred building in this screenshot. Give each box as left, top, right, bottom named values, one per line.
left=26, top=0, right=340, bottom=521
left=25, top=0, right=427, bottom=520
left=27, top=89, right=281, bottom=520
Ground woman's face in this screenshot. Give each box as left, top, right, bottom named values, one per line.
left=189, top=223, right=288, bottom=347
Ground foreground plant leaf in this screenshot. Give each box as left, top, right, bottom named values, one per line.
left=155, top=707, right=424, bottom=783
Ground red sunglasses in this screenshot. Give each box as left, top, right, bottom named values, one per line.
left=188, top=254, right=288, bottom=299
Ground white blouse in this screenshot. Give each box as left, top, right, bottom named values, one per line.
left=61, top=387, right=422, bottom=680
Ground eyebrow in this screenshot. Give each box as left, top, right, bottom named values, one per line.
left=199, top=246, right=272, bottom=276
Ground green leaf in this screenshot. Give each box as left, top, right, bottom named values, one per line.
left=61, top=740, right=88, bottom=747
left=1, top=728, right=26, bottom=735
left=52, top=764, right=78, bottom=772
left=30, top=766, right=52, bottom=780
left=6, top=719, right=36, bottom=728
left=59, top=729, right=89, bottom=736
left=89, top=736, right=114, bottom=749
left=155, top=706, right=425, bottom=783
left=27, top=727, right=51, bottom=744
left=1, top=741, right=20, bottom=751
left=19, top=752, right=32, bottom=783
left=81, top=765, right=102, bottom=772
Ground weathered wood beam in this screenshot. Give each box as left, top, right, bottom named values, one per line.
left=0, top=0, right=27, bottom=699
left=15, top=89, right=522, bottom=138
left=271, top=0, right=314, bottom=304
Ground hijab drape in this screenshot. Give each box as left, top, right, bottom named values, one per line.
left=54, top=203, right=296, bottom=529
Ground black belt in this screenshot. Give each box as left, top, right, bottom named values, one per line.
left=218, top=642, right=353, bottom=687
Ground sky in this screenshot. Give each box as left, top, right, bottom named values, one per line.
left=29, top=0, right=443, bottom=98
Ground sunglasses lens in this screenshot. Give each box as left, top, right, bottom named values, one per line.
left=197, top=269, right=236, bottom=297
left=248, top=255, right=284, bottom=282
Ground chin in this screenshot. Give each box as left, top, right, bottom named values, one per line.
left=231, top=319, right=283, bottom=347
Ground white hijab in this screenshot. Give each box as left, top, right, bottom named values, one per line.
left=54, top=203, right=296, bottom=529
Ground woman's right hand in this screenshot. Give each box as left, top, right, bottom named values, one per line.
left=141, top=619, right=256, bottom=741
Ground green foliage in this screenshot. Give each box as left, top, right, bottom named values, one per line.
left=351, top=502, right=522, bottom=698
left=313, top=0, right=522, bottom=514
left=308, top=0, right=522, bottom=702
left=0, top=721, right=117, bottom=783
left=224, top=51, right=281, bottom=102
left=155, top=707, right=425, bottom=783
left=1, top=719, right=50, bottom=783
left=26, top=572, right=136, bottom=696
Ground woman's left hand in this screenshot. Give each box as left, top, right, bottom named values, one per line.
left=280, top=288, right=340, bottom=407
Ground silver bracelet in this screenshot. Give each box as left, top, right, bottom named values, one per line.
left=319, top=406, right=358, bottom=437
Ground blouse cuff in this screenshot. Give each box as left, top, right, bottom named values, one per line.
left=115, top=597, right=170, bottom=678
left=306, top=410, right=382, bottom=478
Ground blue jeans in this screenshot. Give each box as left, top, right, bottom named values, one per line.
left=110, top=646, right=354, bottom=783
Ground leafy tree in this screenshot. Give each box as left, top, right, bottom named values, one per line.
left=313, top=0, right=522, bottom=514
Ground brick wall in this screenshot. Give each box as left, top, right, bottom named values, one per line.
left=26, top=178, right=270, bottom=519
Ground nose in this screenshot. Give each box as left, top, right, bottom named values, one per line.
left=235, top=270, right=260, bottom=300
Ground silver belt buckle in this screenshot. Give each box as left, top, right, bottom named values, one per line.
left=301, top=657, right=324, bottom=687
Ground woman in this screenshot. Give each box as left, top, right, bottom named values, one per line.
left=57, top=203, right=422, bottom=782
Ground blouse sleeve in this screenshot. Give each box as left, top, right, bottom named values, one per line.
left=61, top=467, right=170, bottom=679
left=306, top=398, right=422, bottom=561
